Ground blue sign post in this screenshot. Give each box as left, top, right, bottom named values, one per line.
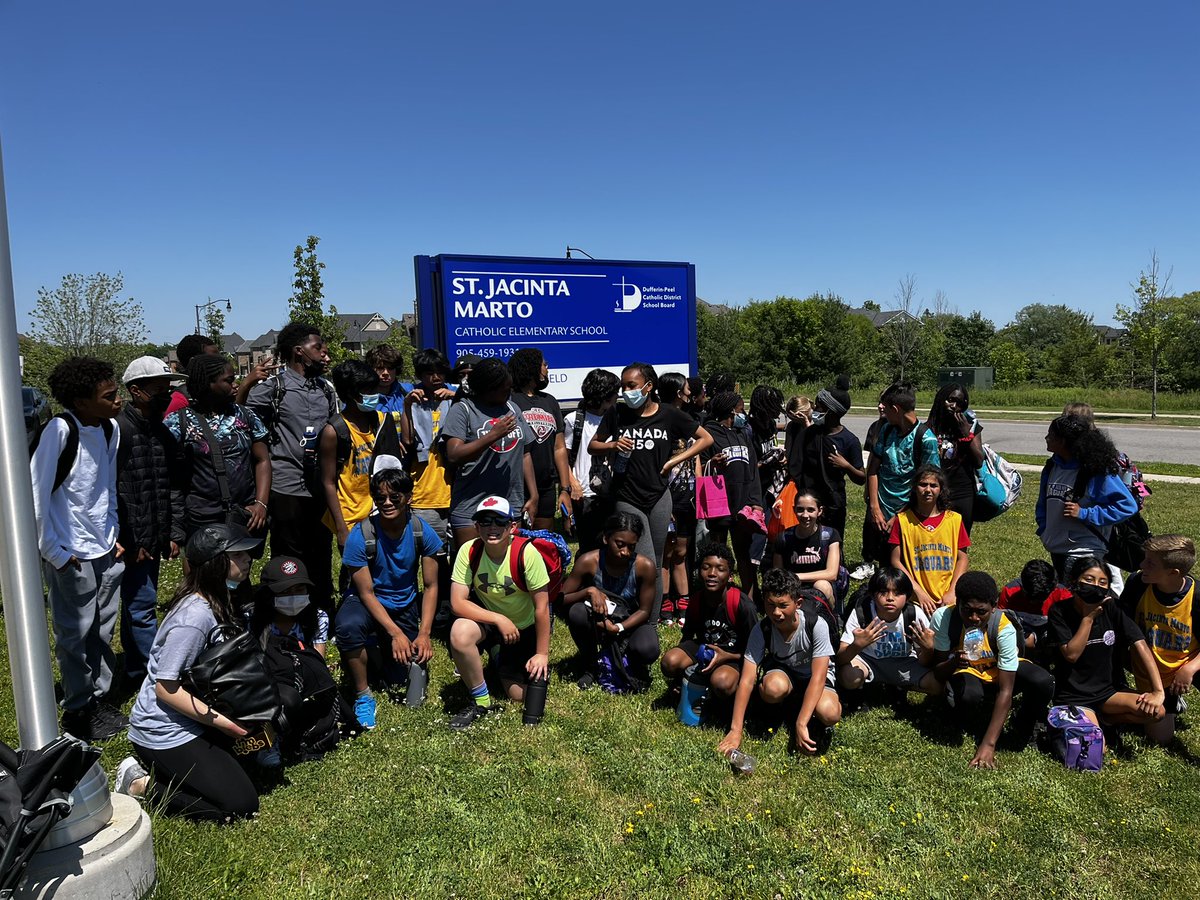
left=415, top=254, right=697, bottom=400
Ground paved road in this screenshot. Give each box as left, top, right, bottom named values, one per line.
left=840, top=415, right=1200, bottom=466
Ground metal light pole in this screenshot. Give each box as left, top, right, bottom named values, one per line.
left=194, top=297, right=232, bottom=335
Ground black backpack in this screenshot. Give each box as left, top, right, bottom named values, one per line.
left=1067, top=464, right=1151, bottom=573
left=261, top=631, right=360, bottom=761
left=29, top=413, right=115, bottom=492
left=853, top=591, right=918, bottom=636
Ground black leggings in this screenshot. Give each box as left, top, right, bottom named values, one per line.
left=946, top=660, right=1055, bottom=740
left=565, top=602, right=660, bottom=675
left=133, top=733, right=259, bottom=823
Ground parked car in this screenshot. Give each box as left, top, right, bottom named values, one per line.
left=23, top=386, right=50, bottom=448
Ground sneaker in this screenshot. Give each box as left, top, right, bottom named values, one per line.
left=354, top=692, right=377, bottom=730
left=576, top=672, right=597, bottom=691
left=449, top=703, right=493, bottom=731
left=93, top=701, right=128, bottom=739
left=660, top=596, right=676, bottom=626
left=257, top=745, right=282, bottom=769
left=114, top=757, right=148, bottom=798
left=675, top=595, right=690, bottom=627
left=60, top=706, right=92, bottom=741
left=1178, top=696, right=1189, bottom=716
left=849, top=563, right=876, bottom=581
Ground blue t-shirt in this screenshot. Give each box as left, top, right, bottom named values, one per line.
left=342, top=515, right=443, bottom=611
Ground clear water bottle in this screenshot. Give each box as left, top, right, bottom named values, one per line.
left=727, top=748, right=756, bottom=774
left=963, top=628, right=985, bottom=661
left=405, top=660, right=428, bottom=708
left=613, top=443, right=632, bottom=474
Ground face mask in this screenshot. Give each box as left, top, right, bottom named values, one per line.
left=225, top=578, right=242, bottom=591
left=356, top=393, right=382, bottom=412
left=810, top=411, right=827, bottom=426
left=623, top=388, right=647, bottom=409
left=274, top=594, right=310, bottom=616
left=147, top=391, right=172, bottom=419
left=732, top=413, right=747, bottom=429
left=537, top=374, right=550, bottom=391
left=1074, top=583, right=1108, bottom=605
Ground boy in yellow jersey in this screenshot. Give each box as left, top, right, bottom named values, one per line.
left=448, top=496, right=551, bottom=730
left=931, top=572, right=1055, bottom=769
left=1120, top=534, right=1199, bottom=744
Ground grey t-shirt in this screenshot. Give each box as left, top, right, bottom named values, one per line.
left=744, top=616, right=836, bottom=685
left=127, top=593, right=216, bottom=750
left=246, top=368, right=338, bottom=498
left=441, top=397, right=534, bottom=522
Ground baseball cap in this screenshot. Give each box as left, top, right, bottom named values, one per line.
left=452, top=353, right=483, bottom=381
left=122, top=356, right=186, bottom=386
left=185, top=523, right=262, bottom=565
left=473, top=496, right=514, bottom=520
left=260, top=556, right=313, bottom=593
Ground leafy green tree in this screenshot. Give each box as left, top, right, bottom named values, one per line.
left=942, top=312, right=996, bottom=367
left=29, top=272, right=146, bottom=363
left=987, top=339, right=1031, bottom=386
left=1116, top=252, right=1172, bottom=417
left=202, top=301, right=227, bottom=351
left=288, top=235, right=326, bottom=327
left=996, top=303, right=1093, bottom=377
left=1161, top=291, right=1200, bottom=391
left=698, top=303, right=743, bottom=379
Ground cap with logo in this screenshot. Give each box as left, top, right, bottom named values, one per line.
left=473, top=495, right=515, bottom=520
left=261, top=556, right=314, bottom=593
left=185, top=523, right=262, bottom=565
left=122, top=355, right=186, bottom=386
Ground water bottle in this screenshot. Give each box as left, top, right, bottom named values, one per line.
left=727, top=748, right=757, bottom=774
left=963, top=628, right=985, bottom=661
left=677, top=663, right=709, bottom=727
left=522, top=677, right=548, bottom=725
left=405, top=660, right=428, bottom=708
left=613, top=437, right=632, bottom=474
left=695, top=645, right=716, bottom=667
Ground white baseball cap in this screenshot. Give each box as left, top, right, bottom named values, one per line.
left=122, top=356, right=186, bottom=386
left=473, top=495, right=515, bottom=520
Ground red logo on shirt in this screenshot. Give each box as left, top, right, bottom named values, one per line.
left=479, top=418, right=519, bottom=453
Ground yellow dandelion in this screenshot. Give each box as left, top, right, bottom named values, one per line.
left=636, top=810, right=644, bottom=816
left=963, top=875, right=970, bottom=882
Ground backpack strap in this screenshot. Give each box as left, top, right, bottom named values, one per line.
left=51, top=413, right=80, bottom=493
left=508, top=535, right=530, bottom=594
left=361, top=516, right=377, bottom=563
left=268, top=372, right=286, bottom=445
left=468, top=538, right=484, bottom=580
left=332, top=416, right=352, bottom=473
left=411, top=516, right=424, bottom=561
left=568, top=408, right=586, bottom=468
left=912, top=422, right=931, bottom=471
left=987, top=608, right=1003, bottom=656
left=725, top=587, right=741, bottom=624
left=186, top=407, right=235, bottom=520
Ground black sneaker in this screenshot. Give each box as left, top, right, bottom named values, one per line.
left=60, top=705, right=92, bottom=741
left=90, top=701, right=129, bottom=741
left=576, top=672, right=597, bottom=691
left=449, top=703, right=493, bottom=731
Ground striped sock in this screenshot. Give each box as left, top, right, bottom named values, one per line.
left=470, top=682, right=491, bottom=707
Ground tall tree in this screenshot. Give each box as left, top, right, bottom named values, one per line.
left=288, top=235, right=326, bottom=327
left=28, top=272, right=146, bottom=360
left=202, top=300, right=227, bottom=350
left=1116, top=252, right=1173, bottom=418
left=942, top=311, right=996, bottom=367
left=879, top=274, right=925, bottom=382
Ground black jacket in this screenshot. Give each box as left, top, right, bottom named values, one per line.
left=701, top=421, right=764, bottom=516
left=116, top=406, right=182, bottom=557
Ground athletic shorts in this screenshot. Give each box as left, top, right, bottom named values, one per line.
left=477, top=623, right=539, bottom=683
left=758, top=661, right=837, bottom=691
left=852, top=654, right=932, bottom=690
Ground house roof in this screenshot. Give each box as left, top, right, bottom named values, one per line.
left=848, top=307, right=917, bottom=328
left=335, top=312, right=395, bottom=345
left=233, top=329, right=279, bottom=355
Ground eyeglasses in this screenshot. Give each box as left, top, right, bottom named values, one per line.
left=372, top=493, right=403, bottom=506
left=475, top=515, right=511, bottom=527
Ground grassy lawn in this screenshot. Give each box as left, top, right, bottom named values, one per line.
left=4, top=486, right=1200, bottom=898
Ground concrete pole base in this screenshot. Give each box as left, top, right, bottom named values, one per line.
left=15, top=794, right=155, bottom=899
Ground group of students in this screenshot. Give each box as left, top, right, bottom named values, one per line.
left=26, top=332, right=1195, bottom=824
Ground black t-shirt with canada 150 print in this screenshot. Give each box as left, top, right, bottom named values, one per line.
left=596, top=404, right=699, bottom=510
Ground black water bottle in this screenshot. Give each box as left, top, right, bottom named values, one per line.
left=522, top=677, right=548, bottom=725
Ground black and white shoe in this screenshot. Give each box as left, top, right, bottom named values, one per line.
left=449, top=703, right=494, bottom=731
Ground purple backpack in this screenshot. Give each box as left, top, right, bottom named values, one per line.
left=1047, top=705, right=1104, bottom=772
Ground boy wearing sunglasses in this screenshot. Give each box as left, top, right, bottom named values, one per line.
left=333, top=464, right=443, bottom=730
left=448, top=496, right=552, bottom=729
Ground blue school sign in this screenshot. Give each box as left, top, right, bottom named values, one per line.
left=414, top=254, right=698, bottom=400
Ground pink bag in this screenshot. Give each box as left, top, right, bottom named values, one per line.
left=695, top=464, right=730, bottom=520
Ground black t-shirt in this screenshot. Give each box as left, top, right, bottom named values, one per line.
left=597, top=404, right=699, bottom=510
left=511, top=391, right=564, bottom=491
left=773, top=525, right=841, bottom=575
left=1047, top=600, right=1144, bottom=705
left=932, top=421, right=984, bottom=499
left=680, top=588, right=759, bottom=654
left=798, top=426, right=863, bottom=509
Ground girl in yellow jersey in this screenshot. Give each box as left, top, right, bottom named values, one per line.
left=889, top=465, right=970, bottom=616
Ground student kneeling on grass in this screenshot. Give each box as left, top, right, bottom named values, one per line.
left=334, top=464, right=443, bottom=730
left=931, top=572, right=1055, bottom=769
left=1047, top=556, right=1164, bottom=749
left=448, top=495, right=551, bottom=730
left=719, top=568, right=841, bottom=757
left=837, top=567, right=941, bottom=699
left=661, top=541, right=758, bottom=702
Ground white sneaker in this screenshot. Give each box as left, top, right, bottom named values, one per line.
left=114, top=756, right=148, bottom=797
left=849, top=563, right=876, bottom=581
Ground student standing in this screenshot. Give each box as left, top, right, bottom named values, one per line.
left=563, top=368, right=620, bottom=554
left=925, top=383, right=984, bottom=533
left=793, top=384, right=863, bottom=541
left=659, top=372, right=699, bottom=624
left=116, top=356, right=185, bottom=687
left=889, top=465, right=971, bottom=614
left=33, top=357, right=126, bottom=741
left=591, top=363, right=712, bottom=621
left=507, top=348, right=573, bottom=531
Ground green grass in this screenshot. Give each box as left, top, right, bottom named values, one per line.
left=4, top=486, right=1200, bottom=898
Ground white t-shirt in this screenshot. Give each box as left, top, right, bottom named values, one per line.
left=840, top=602, right=931, bottom=660
left=563, top=409, right=602, bottom=499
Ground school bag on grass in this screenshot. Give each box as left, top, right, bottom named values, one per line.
left=973, top=443, right=1023, bottom=522
left=1046, top=705, right=1104, bottom=772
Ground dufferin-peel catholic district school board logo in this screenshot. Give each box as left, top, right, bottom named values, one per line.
left=614, top=276, right=642, bottom=313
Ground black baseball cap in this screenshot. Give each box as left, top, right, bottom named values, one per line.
left=185, top=523, right=262, bottom=565
left=260, top=556, right=314, bottom=593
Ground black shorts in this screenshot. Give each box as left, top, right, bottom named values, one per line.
left=853, top=655, right=933, bottom=690
left=758, top=662, right=836, bottom=692
left=478, top=623, right=539, bottom=683
left=534, top=485, right=559, bottom=520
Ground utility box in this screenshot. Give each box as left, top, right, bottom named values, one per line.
left=938, top=367, right=994, bottom=390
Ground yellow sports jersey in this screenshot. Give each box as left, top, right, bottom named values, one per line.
left=411, top=406, right=451, bottom=509
left=323, top=414, right=380, bottom=533
left=451, top=539, right=550, bottom=630
left=1132, top=578, right=1197, bottom=688
left=893, top=509, right=968, bottom=602
left=931, top=606, right=1019, bottom=684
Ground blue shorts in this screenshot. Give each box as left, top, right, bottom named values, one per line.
left=333, top=594, right=420, bottom=652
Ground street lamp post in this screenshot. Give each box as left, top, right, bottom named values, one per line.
left=194, top=298, right=232, bottom=335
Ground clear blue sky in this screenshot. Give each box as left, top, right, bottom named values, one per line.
left=2, top=1, right=1197, bottom=344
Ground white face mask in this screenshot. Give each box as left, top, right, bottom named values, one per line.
left=274, top=594, right=310, bottom=616
left=622, top=387, right=648, bottom=409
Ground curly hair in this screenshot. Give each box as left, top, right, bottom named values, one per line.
left=1019, top=559, right=1059, bottom=606
left=581, top=368, right=620, bottom=410
left=1049, top=414, right=1118, bottom=475
left=749, top=385, right=784, bottom=439
left=365, top=344, right=403, bottom=375
left=187, top=354, right=234, bottom=408
left=331, top=359, right=380, bottom=404
left=48, top=356, right=116, bottom=410
left=761, top=567, right=801, bottom=600
left=954, top=571, right=998, bottom=606
left=507, top=348, right=545, bottom=392
left=694, top=540, right=735, bottom=573
left=276, top=322, right=322, bottom=363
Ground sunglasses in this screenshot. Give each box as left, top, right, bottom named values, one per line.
left=475, top=515, right=512, bottom=527
left=372, top=492, right=405, bottom=506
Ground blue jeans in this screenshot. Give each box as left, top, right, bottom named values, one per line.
left=120, top=555, right=161, bottom=681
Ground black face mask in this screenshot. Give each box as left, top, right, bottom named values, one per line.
left=537, top=374, right=550, bottom=391
left=146, top=391, right=172, bottom=419
left=1074, top=583, right=1108, bottom=605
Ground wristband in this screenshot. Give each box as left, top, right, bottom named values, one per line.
left=616, top=622, right=625, bottom=634
left=252, top=499, right=268, bottom=509
left=958, top=434, right=974, bottom=443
